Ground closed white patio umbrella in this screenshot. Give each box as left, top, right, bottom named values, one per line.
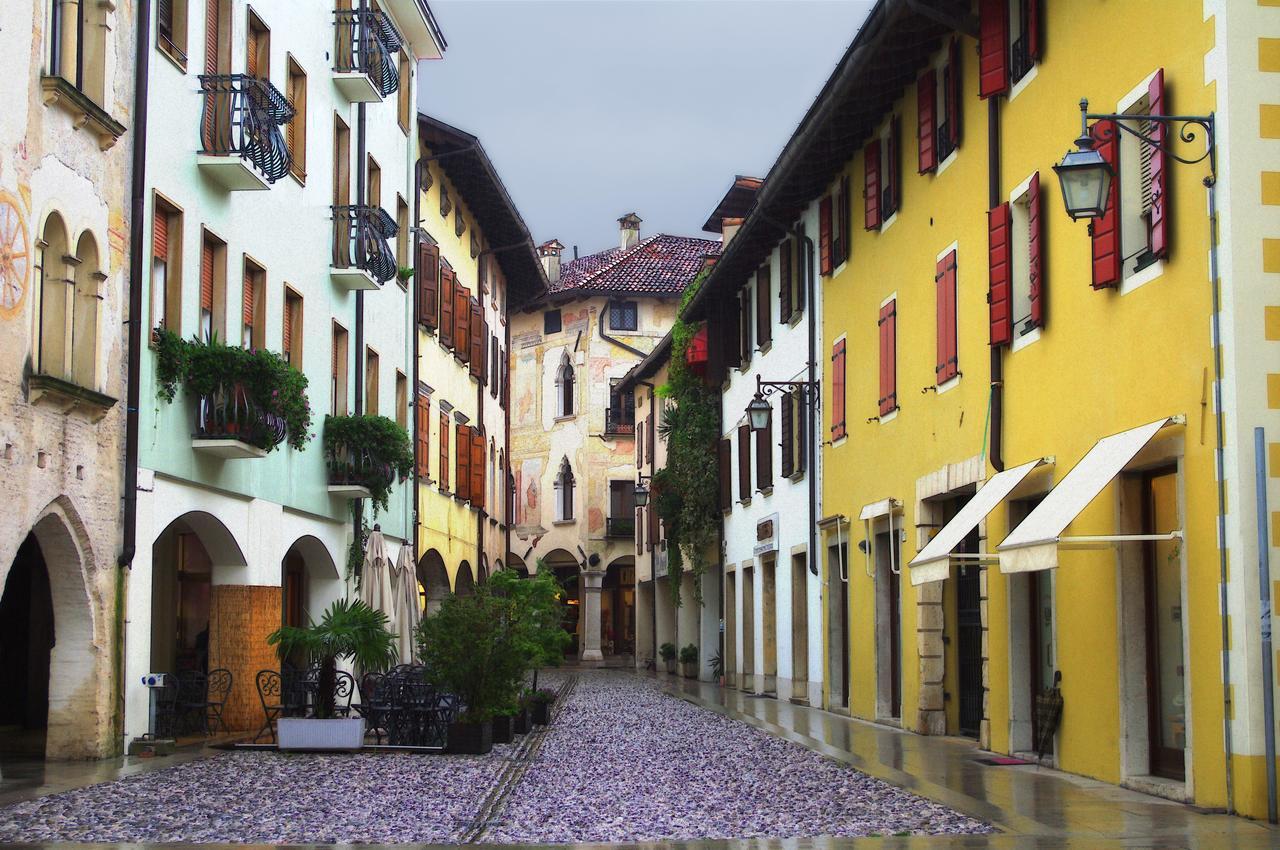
left=359, top=527, right=393, bottom=621
left=390, top=544, right=420, bottom=663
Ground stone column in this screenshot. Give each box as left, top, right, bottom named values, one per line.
left=580, top=570, right=604, bottom=662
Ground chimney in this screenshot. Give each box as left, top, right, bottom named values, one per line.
left=618, top=212, right=642, bottom=251
left=538, top=239, right=565, bottom=284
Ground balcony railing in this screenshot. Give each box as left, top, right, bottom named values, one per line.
left=332, top=204, right=399, bottom=284
left=334, top=8, right=403, bottom=98
left=606, top=516, right=636, bottom=539
left=604, top=407, right=635, bottom=437
left=198, top=74, right=294, bottom=183
left=194, top=384, right=287, bottom=451
left=326, top=441, right=397, bottom=494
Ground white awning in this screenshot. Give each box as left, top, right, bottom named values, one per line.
left=859, top=498, right=901, bottom=521
left=998, top=417, right=1178, bottom=574
left=907, top=459, right=1048, bottom=586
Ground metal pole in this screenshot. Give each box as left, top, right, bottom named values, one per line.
left=1254, top=427, right=1278, bottom=823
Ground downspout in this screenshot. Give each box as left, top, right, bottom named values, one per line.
left=505, top=319, right=512, bottom=568
left=599, top=309, right=647, bottom=358
left=118, top=0, right=152, bottom=750
left=412, top=157, right=422, bottom=573
left=477, top=364, right=485, bottom=577
left=987, top=98, right=1004, bottom=473
left=352, top=2, right=368, bottom=578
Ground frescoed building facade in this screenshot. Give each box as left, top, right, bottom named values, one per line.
left=0, top=0, right=134, bottom=759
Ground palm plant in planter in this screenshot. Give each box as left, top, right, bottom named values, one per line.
left=660, top=642, right=677, bottom=674
left=323, top=414, right=414, bottom=512
left=267, top=598, right=397, bottom=750
left=680, top=644, right=698, bottom=679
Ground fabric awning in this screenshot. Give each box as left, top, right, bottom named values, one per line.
left=859, top=498, right=901, bottom=521
left=908, top=459, right=1047, bottom=586
left=998, top=417, right=1176, bottom=574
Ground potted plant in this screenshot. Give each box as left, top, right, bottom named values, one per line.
left=266, top=598, right=397, bottom=750
left=708, top=650, right=725, bottom=686
left=323, top=414, right=414, bottom=512
left=660, top=642, right=677, bottom=674
left=513, top=693, right=532, bottom=735
left=528, top=689, right=555, bottom=726
left=492, top=701, right=517, bottom=744
left=680, top=644, right=699, bottom=679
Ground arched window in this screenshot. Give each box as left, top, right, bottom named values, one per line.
left=489, top=439, right=496, bottom=514
left=554, top=457, right=574, bottom=522
left=71, top=231, right=101, bottom=390
left=37, top=213, right=70, bottom=380
left=554, top=351, right=574, bottom=417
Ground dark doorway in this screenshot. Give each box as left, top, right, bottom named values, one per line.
left=150, top=528, right=212, bottom=676
left=282, top=550, right=306, bottom=669
left=1143, top=467, right=1184, bottom=781
left=553, top=563, right=580, bottom=657
left=940, top=496, right=983, bottom=739
left=874, top=528, right=901, bottom=720
left=602, top=561, right=635, bottom=657
left=0, top=534, right=55, bottom=755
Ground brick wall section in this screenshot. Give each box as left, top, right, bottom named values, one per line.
left=209, top=585, right=281, bottom=732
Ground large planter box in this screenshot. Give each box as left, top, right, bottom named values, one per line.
left=531, top=701, right=551, bottom=726
left=682, top=661, right=698, bottom=679
left=447, top=720, right=493, bottom=754
left=513, top=708, right=531, bottom=735
left=664, top=658, right=677, bottom=674
left=492, top=714, right=514, bottom=744
left=277, top=717, right=365, bottom=751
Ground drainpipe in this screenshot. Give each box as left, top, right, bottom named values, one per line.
left=1253, top=426, right=1277, bottom=823
left=411, top=158, right=423, bottom=571
left=505, top=319, right=512, bottom=568
left=352, top=1, right=368, bottom=578
left=987, top=98, right=1004, bottom=473
left=599, top=309, right=647, bottom=358
left=477, top=364, right=485, bottom=576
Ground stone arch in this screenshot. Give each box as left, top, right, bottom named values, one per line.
left=454, top=560, right=475, bottom=596
left=70, top=229, right=102, bottom=390
left=281, top=534, right=340, bottom=627
left=417, top=549, right=449, bottom=615
left=36, top=210, right=70, bottom=378
left=544, top=548, right=580, bottom=657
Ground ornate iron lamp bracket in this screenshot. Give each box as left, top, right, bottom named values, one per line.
left=755, top=374, right=821, bottom=410
left=1078, top=98, right=1216, bottom=184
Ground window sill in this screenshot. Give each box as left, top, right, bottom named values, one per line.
left=757, top=486, right=774, bottom=498
left=554, top=414, right=576, bottom=423
left=878, top=408, right=899, bottom=424
left=935, top=146, right=959, bottom=178
left=758, top=341, right=773, bottom=356
left=880, top=210, right=899, bottom=234
left=1120, top=259, right=1164, bottom=295
left=553, top=518, right=576, bottom=526
left=1011, top=324, right=1042, bottom=353
left=40, top=76, right=126, bottom=151
left=28, top=374, right=117, bottom=421
left=156, top=41, right=189, bottom=75
left=787, top=471, right=806, bottom=483
left=936, top=374, right=960, bottom=395
left=1008, top=62, right=1039, bottom=103
left=738, top=497, right=752, bottom=508
left=288, top=169, right=307, bottom=189
left=787, top=311, right=805, bottom=329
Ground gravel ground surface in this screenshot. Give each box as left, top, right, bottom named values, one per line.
left=487, top=671, right=994, bottom=843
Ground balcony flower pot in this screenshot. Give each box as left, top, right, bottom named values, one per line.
left=492, top=713, right=514, bottom=744
left=513, top=708, right=531, bottom=735
left=447, top=719, right=493, bottom=754
left=276, top=717, right=365, bottom=751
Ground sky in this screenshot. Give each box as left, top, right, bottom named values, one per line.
left=417, top=0, right=874, bottom=258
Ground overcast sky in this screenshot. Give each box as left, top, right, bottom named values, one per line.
left=418, top=0, right=873, bottom=257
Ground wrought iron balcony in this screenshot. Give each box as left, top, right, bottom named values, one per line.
left=325, top=440, right=396, bottom=498
left=333, top=8, right=403, bottom=101
left=606, top=516, right=636, bottom=539
left=193, top=384, right=287, bottom=458
left=197, top=74, right=294, bottom=187
left=332, top=204, right=399, bottom=287
left=604, top=407, right=635, bottom=437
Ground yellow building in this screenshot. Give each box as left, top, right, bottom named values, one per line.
left=699, top=0, right=1279, bottom=821
left=413, top=116, right=545, bottom=604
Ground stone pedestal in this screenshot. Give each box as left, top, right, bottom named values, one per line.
left=580, top=570, right=604, bottom=662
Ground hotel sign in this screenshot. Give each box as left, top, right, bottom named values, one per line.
left=754, top=514, right=778, bottom=556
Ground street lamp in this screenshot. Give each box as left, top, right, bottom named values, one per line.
left=634, top=480, right=649, bottom=507
left=746, top=392, right=772, bottom=432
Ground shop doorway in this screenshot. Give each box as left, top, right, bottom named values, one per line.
left=724, top=571, right=737, bottom=688
left=827, top=541, right=849, bottom=709
left=602, top=559, right=635, bottom=658
left=874, top=526, right=901, bottom=721
left=742, top=563, right=756, bottom=693
left=547, top=553, right=580, bottom=657
left=790, top=553, right=809, bottom=703
left=1143, top=467, right=1185, bottom=781
left=936, top=496, right=983, bottom=739
left=0, top=535, right=54, bottom=756
left=761, top=556, right=777, bottom=694
left=1007, top=495, right=1055, bottom=755
left=151, top=526, right=212, bottom=677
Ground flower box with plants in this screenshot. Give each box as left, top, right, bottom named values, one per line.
left=680, top=643, right=698, bottom=679
left=527, top=689, right=555, bottom=726
left=660, top=642, right=677, bottom=675
left=152, top=329, right=311, bottom=458
left=266, top=598, right=397, bottom=750
left=323, top=414, right=413, bottom=510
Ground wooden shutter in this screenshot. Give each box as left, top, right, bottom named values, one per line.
left=470, top=429, right=485, bottom=510
left=242, top=271, right=255, bottom=330
left=795, top=225, right=807, bottom=313
left=416, top=395, right=430, bottom=478
left=756, top=266, right=771, bottom=347
left=717, top=438, right=731, bottom=512
left=864, top=140, right=881, bottom=230
left=282, top=297, right=292, bottom=356
left=795, top=390, right=807, bottom=475
left=918, top=67, right=937, bottom=173
left=819, top=196, right=833, bottom=275
left=205, top=0, right=221, bottom=75
left=737, top=423, right=751, bottom=502
left=779, top=239, right=793, bottom=323
left=456, top=424, right=470, bottom=502
left=647, top=487, right=658, bottom=548
left=756, top=409, right=773, bottom=491
left=946, top=39, right=962, bottom=149
left=840, top=175, right=852, bottom=265
left=158, top=0, right=173, bottom=40
left=152, top=207, right=168, bottom=259
left=935, top=251, right=958, bottom=382
left=888, top=117, right=901, bottom=213
left=418, top=242, right=439, bottom=331
left=439, top=267, right=455, bottom=347
left=200, top=240, right=214, bottom=312
left=879, top=301, right=897, bottom=416
left=978, top=0, right=1009, bottom=98
left=468, top=298, right=482, bottom=378
left=646, top=415, right=654, bottom=464
left=988, top=202, right=1013, bottom=346
left=439, top=411, right=449, bottom=491
left=454, top=286, right=470, bottom=361
left=636, top=505, right=644, bottom=555
left=1027, top=0, right=1042, bottom=60
left=1090, top=120, right=1122, bottom=289
left=831, top=339, right=846, bottom=440
left=740, top=286, right=753, bottom=364
left=780, top=391, right=794, bottom=479
left=247, top=27, right=260, bottom=78
left=723, top=297, right=741, bottom=374
left=1028, top=172, right=1045, bottom=328
left=636, top=422, right=643, bottom=467
left=1147, top=69, right=1169, bottom=259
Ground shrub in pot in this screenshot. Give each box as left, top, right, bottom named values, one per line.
left=266, top=598, right=397, bottom=750
left=680, top=643, right=698, bottom=679
left=528, top=689, right=555, bottom=726
left=513, top=697, right=532, bottom=735
left=660, top=642, right=677, bottom=674
left=709, top=650, right=725, bottom=686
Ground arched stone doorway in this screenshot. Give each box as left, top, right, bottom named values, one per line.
left=603, top=556, right=636, bottom=658
left=281, top=535, right=341, bottom=666
left=0, top=501, right=97, bottom=760
left=454, top=561, right=476, bottom=596
left=544, top=549, right=580, bottom=658
left=417, top=550, right=449, bottom=615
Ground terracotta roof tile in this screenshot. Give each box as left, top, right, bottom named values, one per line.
left=551, top=234, right=721, bottom=296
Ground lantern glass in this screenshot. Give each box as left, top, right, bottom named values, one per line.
left=1052, top=144, right=1113, bottom=220
left=634, top=483, right=649, bottom=507
left=746, top=394, right=771, bottom=432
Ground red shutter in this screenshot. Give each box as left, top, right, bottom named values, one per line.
left=779, top=240, right=793, bottom=323
left=879, top=302, right=897, bottom=416
left=864, top=140, right=881, bottom=230
left=439, top=268, right=455, bottom=347
left=978, top=0, right=1009, bottom=98
left=416, top=395, right=430, bottom=478
left=439, top=411, right=449, bottom=491
left=1147, top=69, right=1169, bottom=259
left=418, top=242, right=439, bottom=331
left=454, top=286, right=470, bottom=360
left=819, top=196, right=833, bottom=275
left=205, top=0, right=220, bottom=75
left=1027, top=0, right=1042, bottom=60
left=831, top=339, right=846, bottom=440
left=470, top=429, right=485, bottom=509
left=1028, top=172, right=1044, bottom=328
left=889, top=117, right=901, bottom=213
left=717, top=438, right=731, bottom=512
left=468, top=298, right=482, bottom=378
left=153, top=207, right=168, bottom=259
left=737, top=423, right=751, bottom=502
left=456, top=424, right=470, bottom=502
left=918, top=68, right=937, bottom=173
left=756, top=266, right=771, bottom=346
left=936, top=251, right=957, bottom=382
left=946, top=38, right=962, bottom=148
left=988, top=202, right=1013, bottom=346
left=756, top=410, right=773, bottom=491
left=839, top=175, right=852, bottom=265
left=1090, top=120, right=1122, bottom=289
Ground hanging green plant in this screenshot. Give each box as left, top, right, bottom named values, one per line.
left=653, top=270, right=720, bottom=609
left=323, top=414, right=414, bottom=512
left=150, top=328, right=313, bottom=451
